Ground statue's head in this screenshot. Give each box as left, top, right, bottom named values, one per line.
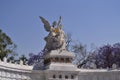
left=52, top=28, right=59, bottom=33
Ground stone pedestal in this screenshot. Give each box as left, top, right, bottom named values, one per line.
left=44, top=50, right=77, bottom=71
left=44, top=49, right=78, bottom=80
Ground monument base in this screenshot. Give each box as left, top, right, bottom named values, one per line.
left=44, top=50, right=76, bottom=71
left=46, top=63, right=77, bottom=71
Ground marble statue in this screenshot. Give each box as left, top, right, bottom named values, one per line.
left=40, top=16, right=66, bottom=51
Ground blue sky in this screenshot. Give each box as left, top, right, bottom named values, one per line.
left=0, top=0, right=120, bottom=56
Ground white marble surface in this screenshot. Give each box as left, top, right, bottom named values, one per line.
left=44, top=50, right=75, bottom=59
left=0, top=58, right=120, bottom=80
left=0, top=61, right=33, bottom=72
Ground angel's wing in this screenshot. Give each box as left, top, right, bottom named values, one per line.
left=39, top=16, right=51, bottom=32
left=57, top=16, right=62, bottom=26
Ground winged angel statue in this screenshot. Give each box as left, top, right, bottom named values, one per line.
left=40, top=16, right=66, bottom=51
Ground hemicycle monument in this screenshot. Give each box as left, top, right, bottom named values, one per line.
left=0, top=17, right=120, bottom=80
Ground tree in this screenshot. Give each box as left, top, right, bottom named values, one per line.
left=65, top=33, right=93, bottom=68
left=7, top=55, right=15, bottom=63
left=112, top=43, right=120, bottom=67
left=28, top=50, right=45, bottom=70
left=19, top=54, right=28, bottom=65
left=71, top=42, right=90, bottom=68
left=94, top=44, right=113, bottom=68
left=0, top=29, right=17, bottom=60
left=93, top=43, right=120, bottom=68
left=66, top=33, right=72, bottom=51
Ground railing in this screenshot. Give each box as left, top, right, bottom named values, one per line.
left=0, top=57, right=33, bottom=80
left=0, top=57, right=33, bottom=71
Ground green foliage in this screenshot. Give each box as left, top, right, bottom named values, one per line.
left=0, top=29, right=16, bottom=60
left=19, top=54, right=28, bottom=65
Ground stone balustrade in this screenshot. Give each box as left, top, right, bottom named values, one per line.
left=0, top=57, right=120, bottom=80
left=0, top=57, right=33, bottom=72
left=0, top=57, right=33, bottom=80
